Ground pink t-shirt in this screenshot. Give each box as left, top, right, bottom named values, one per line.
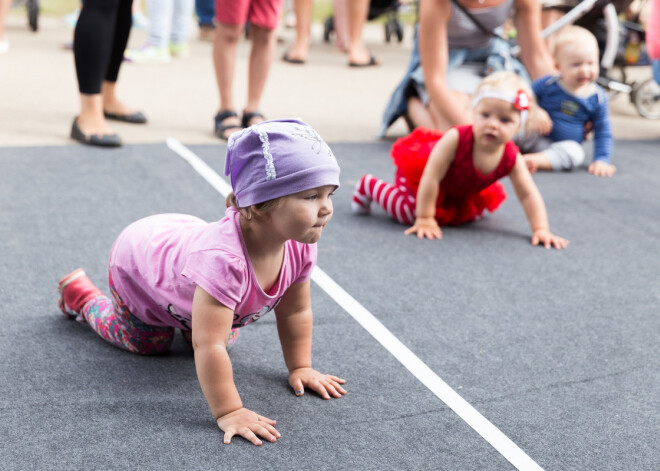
left=108, top=207, right=317, bottom=330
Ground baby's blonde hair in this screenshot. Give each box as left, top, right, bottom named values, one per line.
left=552, top=25, right=599, bottom=61
left=225, top=192, right=283, bottom=221
left=473, top=71, right=540, bottom=132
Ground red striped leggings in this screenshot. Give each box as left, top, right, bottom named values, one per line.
left=351, top=172, right=416, bottom=225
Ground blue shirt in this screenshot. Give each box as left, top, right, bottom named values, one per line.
left=532, top=76, right=613, bottom=163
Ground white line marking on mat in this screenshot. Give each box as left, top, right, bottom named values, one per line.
left=166, top=138, right=544, bottom=471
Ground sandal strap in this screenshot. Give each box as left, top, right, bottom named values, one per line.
left=214, top=109, right=239, bottom=125
left=241, top=111, right=265, bottom=128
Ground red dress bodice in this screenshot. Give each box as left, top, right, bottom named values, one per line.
left=391, top=125, right=519, bottom=225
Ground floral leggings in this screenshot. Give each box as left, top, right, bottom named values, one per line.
left=81, top=274, right=177, bottom=355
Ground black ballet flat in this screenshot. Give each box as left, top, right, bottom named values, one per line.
left=70, top=118, right=122, bottom=147
left=103, top=110, right=147, bottom=124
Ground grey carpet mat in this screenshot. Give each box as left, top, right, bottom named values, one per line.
left=1, top=140, right=658, bottom=470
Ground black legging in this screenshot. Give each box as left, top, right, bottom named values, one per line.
left=73, top=0, right=133, bottom=94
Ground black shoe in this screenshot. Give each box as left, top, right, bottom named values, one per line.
left=103, top=110, right=147, bottom=124
left=70, top=118, right=122, bottom=147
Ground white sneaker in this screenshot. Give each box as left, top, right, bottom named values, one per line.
left=132, top=11, right=149, bottom=30
left=63, top=8, right=80, bottom=28
left=169, top=42, right=190, bottom=59
left=0, top=39, right=9, bottom=55
left=124, top=44, right=170, bottom=64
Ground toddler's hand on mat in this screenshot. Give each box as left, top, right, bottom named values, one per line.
left=217, top=407, right=280, bottom=446
left=532, top=228, right=569, bottom=250
left=289, top=367, right=346, bottom=400
left=588, top=161, right=616, bottom=177
left=405, top=217, right=443, bottom=240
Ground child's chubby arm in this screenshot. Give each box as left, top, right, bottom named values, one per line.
left=532, top=107, right=553, bottom=136
left=508, top=157, right=569, bottom=249
left=404, top=128, right=459, bottom=240
left=275, top=280, right=346, bottom=400
left=191, top=286, right=281, bottom=446
left=587, top=96, right=616, bottom=177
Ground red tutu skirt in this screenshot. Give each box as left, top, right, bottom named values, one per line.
left=391, top=127, right=507, bottom=226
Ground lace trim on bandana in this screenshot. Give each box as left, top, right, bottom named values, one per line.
left=255, top=126, right=276, bottom=181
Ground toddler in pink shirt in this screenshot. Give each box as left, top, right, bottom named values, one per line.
left=57, top=118, right=345, bottom=446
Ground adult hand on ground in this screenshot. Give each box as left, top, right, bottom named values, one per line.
left=217, top=407, right=280, bottom=446
left=289, top=367, right=346, bottom=400
left=531, top=228, right=569, bottom=250
left=588, top=161, right=616, bottom=177
left=404, top=217, right=443, bottom=240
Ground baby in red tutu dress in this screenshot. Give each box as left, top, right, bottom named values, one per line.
left=353, top=71, right=568, bottom=249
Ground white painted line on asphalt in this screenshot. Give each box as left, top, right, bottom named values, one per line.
left=166, top=138, right=233, bottom=197
left=166, top=138, right=544, bottom=471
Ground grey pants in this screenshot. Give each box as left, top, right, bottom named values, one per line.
left=517, top=132, right=585, bottom=170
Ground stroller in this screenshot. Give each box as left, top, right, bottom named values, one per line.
left=11, top=0, right=39, bottom=32
left=539, top=0, right=659, bottom=119
left=323, top=0, right=407, bottom=44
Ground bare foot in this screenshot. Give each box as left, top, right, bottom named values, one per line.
left=524, top=156, right=538, bottom=174
left=283, top=40, right=309, bottom=63
left=215, top=113, right=242, bottom=140
left=76, top=113, right=115, bottom=136
left=103, top=97, right=139, bottom=116
left=347, top=44, right=379, bottom=66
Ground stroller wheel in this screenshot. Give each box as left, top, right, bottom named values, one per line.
left=27, top=0, right=39, bottom=32
left=633, top=79, right=660, bottom=120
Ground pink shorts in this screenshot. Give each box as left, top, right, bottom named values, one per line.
left=216, top=0, right=284, bottom=30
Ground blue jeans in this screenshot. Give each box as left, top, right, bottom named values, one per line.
left=147, top=0, right=195, bottom=47
left=653, top=59, right=660, bottom=85
left=195, top=0, right=214, bottom=27
left=379, top=27, right=529, bottom=138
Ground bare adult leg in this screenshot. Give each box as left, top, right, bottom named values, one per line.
left=428, top=90, right=471, bottom=131
left=541, top=8, right=565, bottom=55
left=347, top=0, right=377, bottom=65
left=332, top=0, right=349, bottom=51
left=406, top=96, right=435, bottom=130
left=102, top=0, right=142, bottom=119
left=283, top=0, right=312, bottom=62
left=78, top=94, right=115, bottom=136
left=213, top=22, right=243, bottom=137
left=244, top=23, right=277, bottom=124
left=0, top=0, right=10, bottom=50
left=102, top=80, right=142, bottom=117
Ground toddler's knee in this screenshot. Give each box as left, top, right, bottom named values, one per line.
left=548, top=140, right=585, bottom=170
left=564, top=141, right=586, bottom=169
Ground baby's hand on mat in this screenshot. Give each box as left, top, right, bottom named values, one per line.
left=217, top=407, right=280, bottom=446
left=588, top=161, right=616, bottom=177
left=404, top=217, right=443, bottom=240
left=289, top=367, right=346, bottom=400
left=532, top=228, right=569, bottom=250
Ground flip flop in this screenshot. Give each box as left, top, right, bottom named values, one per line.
left=214, top=110, right=242, bottom=140
left=282, top=52, right=305, bottom=64
left=348, top=54, right=379, bottom=68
